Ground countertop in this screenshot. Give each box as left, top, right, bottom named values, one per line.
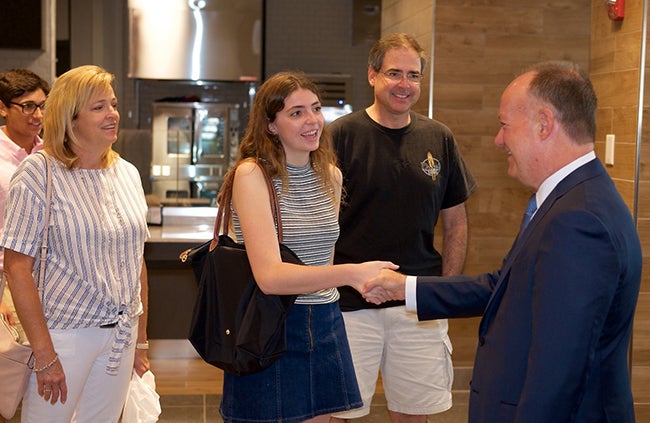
left=146, top=206, right=218, bottom=243
left=147, top=224, right=214, bottom=244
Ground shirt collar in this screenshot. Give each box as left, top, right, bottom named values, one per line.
left=536, top=151, right=597, bottom=208
left=0, top=126, right=43, bottom=162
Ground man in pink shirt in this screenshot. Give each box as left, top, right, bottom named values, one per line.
left=0, top=68, right=50, bottom=348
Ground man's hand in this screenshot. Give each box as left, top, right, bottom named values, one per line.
left=347, top=261, right=399, bottom=295
left=362, top=269, right=407, bottom=304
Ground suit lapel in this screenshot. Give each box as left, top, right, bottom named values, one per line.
left=478, top=159, right=606, bottom=335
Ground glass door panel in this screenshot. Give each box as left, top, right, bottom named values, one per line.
left=167, top=116, right=192, bottom=155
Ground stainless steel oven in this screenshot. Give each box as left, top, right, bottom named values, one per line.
left=150, top=101, right=240, bottom=205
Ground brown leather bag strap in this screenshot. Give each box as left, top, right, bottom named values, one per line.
left=213, top=171, right=233, bottom=240
left=258, top=163, right=284, bottom=241
left=212, top=160, right=283, bottom=244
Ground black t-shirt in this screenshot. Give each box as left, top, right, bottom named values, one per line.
left=330, top=110, right=477, bottom=311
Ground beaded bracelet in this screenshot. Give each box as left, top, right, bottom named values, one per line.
left=34, top=354, right=59, bottom=373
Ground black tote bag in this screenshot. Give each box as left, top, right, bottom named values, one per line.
left=181, top=163, right=302, bottom=376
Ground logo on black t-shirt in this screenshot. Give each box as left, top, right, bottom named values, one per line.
left=421, top=151, right=441, bottom=181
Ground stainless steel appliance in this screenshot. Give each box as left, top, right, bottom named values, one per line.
left=150, top=101, right=240, bottom=205
left=128, top=0, right=262, bottom=81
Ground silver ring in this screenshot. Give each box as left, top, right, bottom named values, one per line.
left=43, top=387, right=51, bottom=391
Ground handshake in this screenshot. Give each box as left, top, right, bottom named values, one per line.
left=351, top=263, right=408, bottom=305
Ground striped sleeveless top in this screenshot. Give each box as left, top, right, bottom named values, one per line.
left=234, top=163, right=340, bottom=304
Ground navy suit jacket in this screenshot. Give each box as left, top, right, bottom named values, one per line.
left=415, top=159, right=641, bottom=422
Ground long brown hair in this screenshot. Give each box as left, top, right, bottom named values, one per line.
left=219, top=71, right=338, bottom=202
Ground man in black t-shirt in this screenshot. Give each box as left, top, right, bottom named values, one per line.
left=330, top=33, right=476, bottom=423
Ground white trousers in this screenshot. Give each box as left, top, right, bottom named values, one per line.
left=21, top=325, right=137, bottom=423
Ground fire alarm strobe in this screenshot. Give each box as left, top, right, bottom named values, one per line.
left=606, top=0, right=625, bottom=21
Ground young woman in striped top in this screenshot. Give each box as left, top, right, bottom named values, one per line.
left=218, top=71, right=397, bottom=423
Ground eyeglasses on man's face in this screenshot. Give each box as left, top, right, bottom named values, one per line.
left=9, top=101, right=46, bottom=115
left=380, top=70, right=423, bottom=84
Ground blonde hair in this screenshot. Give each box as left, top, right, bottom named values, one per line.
left=43, top=65, right=119, bottom=169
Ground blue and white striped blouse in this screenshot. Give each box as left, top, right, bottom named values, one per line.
left=0, top=153, right=149, bottom=374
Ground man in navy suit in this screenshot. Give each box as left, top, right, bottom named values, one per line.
left=364, top=61, right=642, bottom=422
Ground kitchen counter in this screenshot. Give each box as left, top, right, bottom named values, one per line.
left=144, top=206, right=220, bottom=339
left=145, top=223, right=212, bottom=263
left=145, top=221, right=215, bottom=340
left=148, top=224, right=213, bottom=244
left=147, top=206, right=218, bottom=243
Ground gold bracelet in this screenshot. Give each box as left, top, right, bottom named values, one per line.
left=34, top=354, right=59, bottom=373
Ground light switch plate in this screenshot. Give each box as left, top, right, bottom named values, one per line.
left=605, top=134, right=615, bottom=166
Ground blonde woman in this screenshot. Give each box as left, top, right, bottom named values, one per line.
left=1, top=65, right=149, bottom=422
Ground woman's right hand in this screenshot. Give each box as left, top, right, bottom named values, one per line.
left=348, top=261, right=399, bottom=294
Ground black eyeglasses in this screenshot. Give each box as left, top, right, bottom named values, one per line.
left=380, top=70, right=423, bottom=84
left=9, top=101, right=46, bottom=115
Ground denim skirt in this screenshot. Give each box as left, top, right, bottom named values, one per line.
left=220, top=301, right=362, bottom=423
